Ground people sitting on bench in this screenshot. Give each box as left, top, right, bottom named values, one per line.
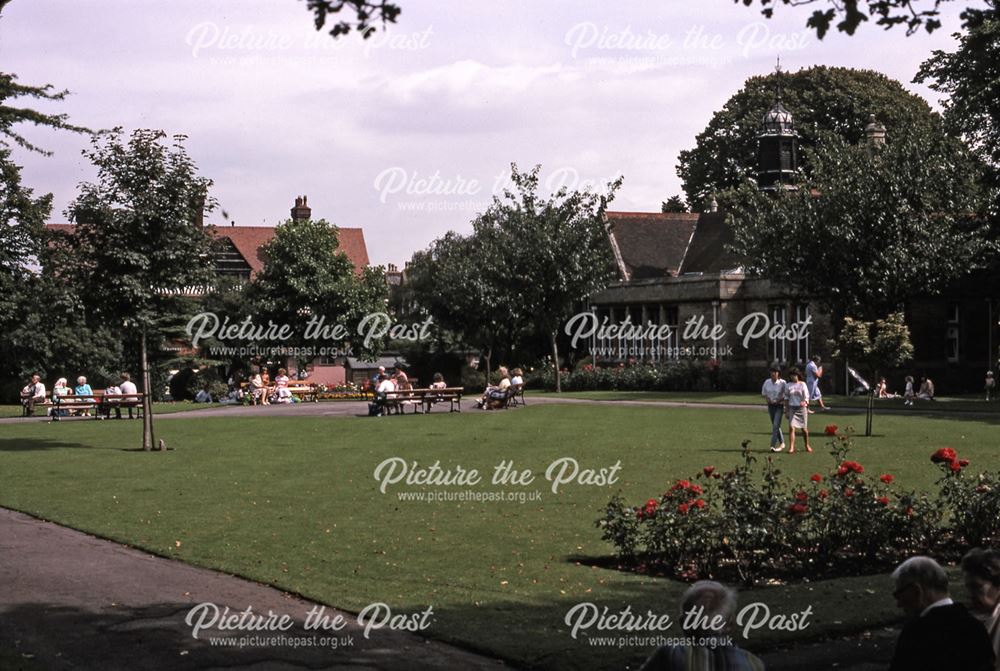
left=371, top=373, right=396, bottom=416
left=52, top=377, right=71, bottom=417
left=119, top=373, right=139, bottom=418
left=474, top=366, right=511, bottom=410
left=20, top=374, right=47, bottom=416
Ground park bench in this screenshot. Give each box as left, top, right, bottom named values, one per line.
left=51, top=391, right=145, bottom=421
left=284, top=383, right=319, bottom=402
left=375, top=387, right=464, bottom=415
left=508, top=383, right=525, bottom=407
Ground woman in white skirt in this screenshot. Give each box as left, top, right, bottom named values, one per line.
left=781, top=368, right=812, bottom=454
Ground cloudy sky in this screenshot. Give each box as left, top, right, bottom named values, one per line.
left=2, top=0, right=987, bottom=266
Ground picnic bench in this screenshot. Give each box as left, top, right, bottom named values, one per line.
left=377, top=387, right=464, bottom=415
left=51, top=391, right=145, bottom=421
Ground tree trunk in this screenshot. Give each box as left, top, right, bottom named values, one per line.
left=141, top=328, right=155, bottom=451
left=552, top=332, right=561, bottom=393
left=865, top=388, right=874, bottom=437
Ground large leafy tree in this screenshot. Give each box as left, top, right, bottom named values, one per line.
left=677, top=66, right=947, bottom=210
left=724, top=129, right=991, bottom=320
left=251, top=217, right=388, bottom=359
left=66, top=129, right=216, bottom=450
left=733, top=0, right=967, bottom=38
left=301, top=0, right=401, bottom=38
left=916, top=2, right=1000, bottom=221
left=475, top=164, right=621, bottom=392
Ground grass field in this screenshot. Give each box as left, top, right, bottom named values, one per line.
left=1, top=403, right=996, bottom=669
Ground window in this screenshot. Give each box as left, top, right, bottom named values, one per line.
left=768, top=304, right=787, bottom=363
left=794, top=304, right=811, bottom=363
left=664, top=305, right=679, bottom=361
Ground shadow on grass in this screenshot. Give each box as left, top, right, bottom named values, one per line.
left=0, top=438, right=86, bottom=452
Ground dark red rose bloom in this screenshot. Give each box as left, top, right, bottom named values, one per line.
left=678, top=503, right=690, bottom=514
left=877, top=496, right=890, bottom=505
left=824, top=425, right=838, bottom=436
left=674, top=480, right=691, bottom=491
left=818, top=489, right=829, bottom=499
left=950, top=461, right=962, bottom=472
left=880, top=474, right=894, bottom=484
left=690, top=484, right=703, bottom=495
left=844, top=488, right=855, bottom=498
left=837, top=461, right=864, bottom=476
left=905, top=506, right=914, bottom=516
left=693, top=498, right=706, bottom=509
left=703, top=466, right=715, bottom=477
left=931, top=447, right=958, bottom=464
left=810, top=474, right=823, bottom=483
left=958, top=459, right=970, bottom=467
left=789, top=502, right=808, bottom=515
left=795, top=491, right=808, bottom=502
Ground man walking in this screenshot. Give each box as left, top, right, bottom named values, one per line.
left=761, top=366, right=786, bottom=452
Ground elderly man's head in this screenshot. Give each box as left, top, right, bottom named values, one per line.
left=892, top=556, right=950, bottom=616
left=962, top=548, right=1000, bottom=615
left=680, top=580, right=737, bottom=636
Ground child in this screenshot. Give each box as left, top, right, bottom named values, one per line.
left=904, top=375, right=915, bottom=406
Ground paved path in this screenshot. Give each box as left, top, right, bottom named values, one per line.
left=0, top=508, right=505, bottom=671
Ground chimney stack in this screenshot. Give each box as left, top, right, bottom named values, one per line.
left=864, top=114, right=887, bottom=150
left=291, top=195, right=312, bottom=222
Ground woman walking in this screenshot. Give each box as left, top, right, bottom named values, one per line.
left=781, top=368, right=812, bottom=454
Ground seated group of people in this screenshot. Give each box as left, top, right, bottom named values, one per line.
left=473, top=366, right=523, bottom=410
left=369, top=368, right=447, bottom=416
left=247, top=367, right=297, bottom=405
left=637, top=550, right=1000, bottom=671
left=20, top=373, right=139, bottom=419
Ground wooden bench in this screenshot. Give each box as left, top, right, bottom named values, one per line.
left=508, top=383, right=525, bottom=407
left=19, top=394, right=51, bottom=417
left=375, top=387, right=464, bottom=415
left=284, top=384, right=319, bottom=402
left=51, top=391, right=145, bottom=421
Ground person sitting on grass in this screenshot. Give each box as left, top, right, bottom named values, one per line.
left=194, top=384, right=213, bottom=403
left=889, top=555, right=994, bottom=671
left=20, top=374, right=47, bottom=417
left=779, top=368, right=811, bottom=454
left=904, top=375, right=916, bottom=406
left=877, top=377, right=898, bottom=399
left=74, top=376, right=93, bottom=417
left=917, top=376, right=936, bottom=401
left=638, top=580, right=765, bottom=671
left=474, top=366, right=511, bottom=410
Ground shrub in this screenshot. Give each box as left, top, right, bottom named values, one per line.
left=598, top=430, right=993, bottom=586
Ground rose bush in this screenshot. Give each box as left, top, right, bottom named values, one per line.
left=598, top=428, right=992, bottom=585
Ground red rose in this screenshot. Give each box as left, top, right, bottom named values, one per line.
left=837, top=466, right=849, bottom=477
left=905, top=506, right=914, bottom=516
left=690, top=484, right=703, bottom=495
left=636, top=509, right=645, bottom=519
left=789, top=502, right=808, bottom=515
left=694, top=498, right=706, bottom=509
left=959, top=459, right=970, bottom=467
left=877, top=496, right=890, bottom=505
left=844, top=488, right=855, bottom=498
left=675, top=480, right=691, bottom=491
left=703, top=466, right=716, bottom=477
left=880, top=474, right=894, bottom=484
left=950, top=461, right=962, bottom=472
left=824, top=425, right=838, bottom=436
left=810, top=474, right=822, bottom=483
left=818, top=489, right=829, bottom=498
left=678, top=503, right=690, bottom=514
left=931, top=447, right=958, bottom=464
left=795, top=491, right=808, bottom=502
left=646, top=498, right=658, bottom=508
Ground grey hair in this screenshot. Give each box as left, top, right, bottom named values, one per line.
left=892, top=556, right=949, bottom=593
left=680, top=580, right=738, bottom=631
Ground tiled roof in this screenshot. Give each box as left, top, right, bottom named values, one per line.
left=605, top=212, right=699, bottom=280
left=604, top=210, right=742, bottom=279
left=44, top=224, right=370, bottom=276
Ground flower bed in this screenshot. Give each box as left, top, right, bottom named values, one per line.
left=598, top=427, right=1000, bottom=585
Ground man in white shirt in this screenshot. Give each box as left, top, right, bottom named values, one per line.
left=21, top=374, right=47, bottom=416
left=119, top=373, right=139, bottom=419
left=761, top=366, right=786, bottom=452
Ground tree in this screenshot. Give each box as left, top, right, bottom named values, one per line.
left=301, top=0, right=401, bottom=38
left=677, top=66, right=948, bottom=209
left=661, top=195, right=688, bottom=213
left=916, top=3, right=1000, bottom=220
left=66, top=129, right=216, bottom=451
left=476, top=164, right=621, bottom=392
left=724, top=129, right=991, bottom=320
left=733, top=0, right=962, bottom=38
left=251, top=217, right=388, bottom=360
left=833, top=312, right=914, bottom=435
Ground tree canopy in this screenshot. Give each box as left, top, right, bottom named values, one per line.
left=677, top=66, right=947, bottom=209
left=723, top=128, right=991, bottom=319
left=733, top=0, right=970, bottom=38
left=301, top=0, right=401, bottom=38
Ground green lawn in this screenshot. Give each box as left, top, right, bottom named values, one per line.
left=537, top=390, right=998, bottom=414
left=1, top=405, right=996, bottom=669
left=0, top=401, right=233, bottom=419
